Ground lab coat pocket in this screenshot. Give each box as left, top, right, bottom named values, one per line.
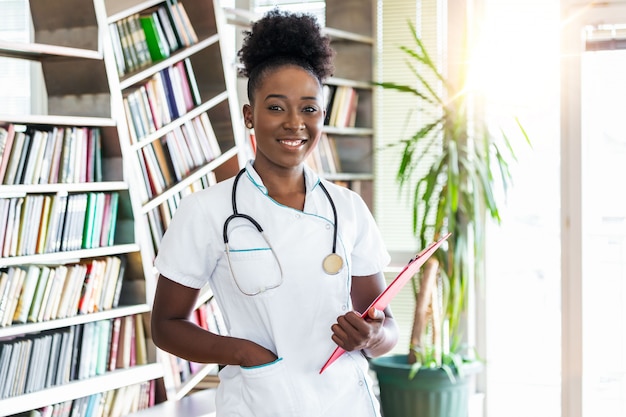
left=239, top=358, right=300, bottom=416
left=227, top=247, right=282, bottom=296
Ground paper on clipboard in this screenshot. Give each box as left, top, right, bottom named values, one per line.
left=319, top=232, right=451, bottom=374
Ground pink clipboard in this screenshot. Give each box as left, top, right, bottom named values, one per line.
left=319, top=232, right=451, bottom=374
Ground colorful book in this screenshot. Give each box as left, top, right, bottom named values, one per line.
left=0, top=124, right=16, bottom=182
left=140, top=10, right=170, bottom=61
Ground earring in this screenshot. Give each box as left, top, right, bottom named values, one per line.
left=246, top=122, right=253, bottom=129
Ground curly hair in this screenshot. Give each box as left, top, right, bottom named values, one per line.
left=238, top=9, right=335, bottom=102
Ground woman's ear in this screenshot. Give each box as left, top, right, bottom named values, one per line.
left=243, top=104, right=253, bottom=129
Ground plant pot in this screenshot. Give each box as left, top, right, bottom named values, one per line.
left=370, top=354, right=482, bottom=417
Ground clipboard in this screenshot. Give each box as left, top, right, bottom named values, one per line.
left=319, top=232, right=451, bottom=374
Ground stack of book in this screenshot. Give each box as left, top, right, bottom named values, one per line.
left=108, top=0, right=198, bottom=77
left=0, top=124, right=103, bottom=186
left=0, top=313, right=149, bottom=400
left=0, top=256, right=126, bottom=327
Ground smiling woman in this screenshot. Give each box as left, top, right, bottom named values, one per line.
left=150, top=8, right=398, bottom=417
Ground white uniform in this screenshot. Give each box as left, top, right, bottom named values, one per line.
left=155, top=161, right=390, bottom=417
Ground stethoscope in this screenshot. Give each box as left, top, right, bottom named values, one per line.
left=223, top=168, right=343, bottom=295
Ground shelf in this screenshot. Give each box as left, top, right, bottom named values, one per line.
left=0, top=40, right=101, bottom=61
left=0, top=364, right=163, bottom=417
left=173, top=363, right=219, bottom=401
left=140, top=146, right=239, bottom=214
left=126, top=388, right=217, bottom=417
left=0, top=181, right=129, bottom=197
left=0, top=243, right=141, bottom=268
left=323, top=126, right=374, bottom=136
left=0, top=114, right=116, bottom=127
left=0, top=304, right=150, bottom=339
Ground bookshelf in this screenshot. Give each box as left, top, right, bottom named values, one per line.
left=224, top=0, right=377, bottom=211
left=0, top=0, right=244, bottom=415
left=322, top=0, right=376, bottom=211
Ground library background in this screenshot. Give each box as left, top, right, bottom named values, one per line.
left=1, top=1, right=625, bottom=417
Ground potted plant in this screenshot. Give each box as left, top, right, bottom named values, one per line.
left=369, top=22, right=529, bottom=417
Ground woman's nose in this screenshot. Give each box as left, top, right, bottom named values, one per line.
left=283, top=111, right=304, bottom=130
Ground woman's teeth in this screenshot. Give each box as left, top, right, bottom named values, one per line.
left=280, top=140, right=305, bottom=147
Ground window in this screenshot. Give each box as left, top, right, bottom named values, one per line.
left=0, top=0, right=31, bottom=115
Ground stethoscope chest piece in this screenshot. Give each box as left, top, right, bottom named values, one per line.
left=322, top=253, right=343, bottom=275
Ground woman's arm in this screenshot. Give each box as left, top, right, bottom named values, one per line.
left=330, top=272, right=399, bottom=357
left=150, top=275, right=277, bottom=367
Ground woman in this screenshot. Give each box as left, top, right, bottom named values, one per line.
left=151, top=9, right=398, bottom=416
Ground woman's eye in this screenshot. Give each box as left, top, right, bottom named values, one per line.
left=303, top=106, right=318, bottom=113
left=268, top=105, right=283, bottom=111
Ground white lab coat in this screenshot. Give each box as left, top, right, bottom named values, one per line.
left=155, top=161, right=390, bottom=416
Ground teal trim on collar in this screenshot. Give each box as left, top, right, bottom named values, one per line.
left=243, top=159, right=321, bottom=195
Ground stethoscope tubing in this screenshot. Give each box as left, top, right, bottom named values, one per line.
left=223, top=167, right=338, bottom=255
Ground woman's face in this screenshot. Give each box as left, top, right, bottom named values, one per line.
left=244, top=65, right=325, bottom=173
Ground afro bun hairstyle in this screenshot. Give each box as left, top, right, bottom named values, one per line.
left=238, top=9, right=335, bottom=101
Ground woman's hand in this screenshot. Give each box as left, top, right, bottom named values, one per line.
left=238, top=340, right=279, bottom=368
left=331, top=307, right=386, bottom=353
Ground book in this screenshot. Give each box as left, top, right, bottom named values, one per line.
left=134, top=314, right=148, bottom=365
left=179, top=120, right=205, bottom=167
left=142, top=145, right=167, bottom=195
left=116, top=315, right=134, bottom=369
left=140, top=10, right=170, bottom=61
left=92, top=127, right=103, bottom=182
left=82, top=192, right=98, bottom=249
left=47, top=127, right=65, bottom=183
left=0, top=124, right=16, bottom=182
left=44, top=331, right=61, bottom=387
left=159, top=66, right=180, bottom=119
left=109, top=22, right=127, bottom=76
left=127, top=13, right=152, bottom=68
left=2, top=130, right=24, bottom=184
left=190, top=117, right=213, bottom=162
left=137, top=86, right=157, bottom=136
left=110, top=255, right=127, bottom=309
left=52, top=265, right=72, bottom=319
left=13, top=265, right=41, bottom=324
left=22, top=129, right=47, bottom=185
left=108, top=316, right=122, bottom=371
left=58, top=127, right=75, bottom=183
left=164, top=0, right=190, bottom=47
left=106, top=192, right=120, bottom=247
left=0, top=199, right=9, bottom=255
left=3, top=267, right=26, bottom=326
left=174, top=60, right=195, bottom=112
left=156, top=5, right=180, bottom=52
left=23, top=195, right=45, bottom=256
left=199, top=112, right=222, bottom=158
left=89, top=192, right=105, bottom=249
left=34, top=267, right=56, bottom=323
left=13, top=128, right=32, bottom=184
left=151, top=138, right=175, bottom=187
left=42, top=266, right=67, bottom=321
left=37, top=128, right=57, bottom=184
left=174, top=2, right=199, bottom=45
left=122, top=95, right=139, bottom=144
left=26, top=266, right=49, bottom=323
left=115, top=18, right=139, bottom=73
left=74, top=127, right=87, bottom=182
left=143, top=78, right=163, bottom=130
left=43, top=194, right=67, bottom=253
left=7, top=198, right=23, bottom=257
left=96, top=319, right=112, bottom=375
left=182, top=58, right=202, bottom=106
left=150, top=71, right=173, bottom=125
left=166, top=65, right=188, bottom=118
